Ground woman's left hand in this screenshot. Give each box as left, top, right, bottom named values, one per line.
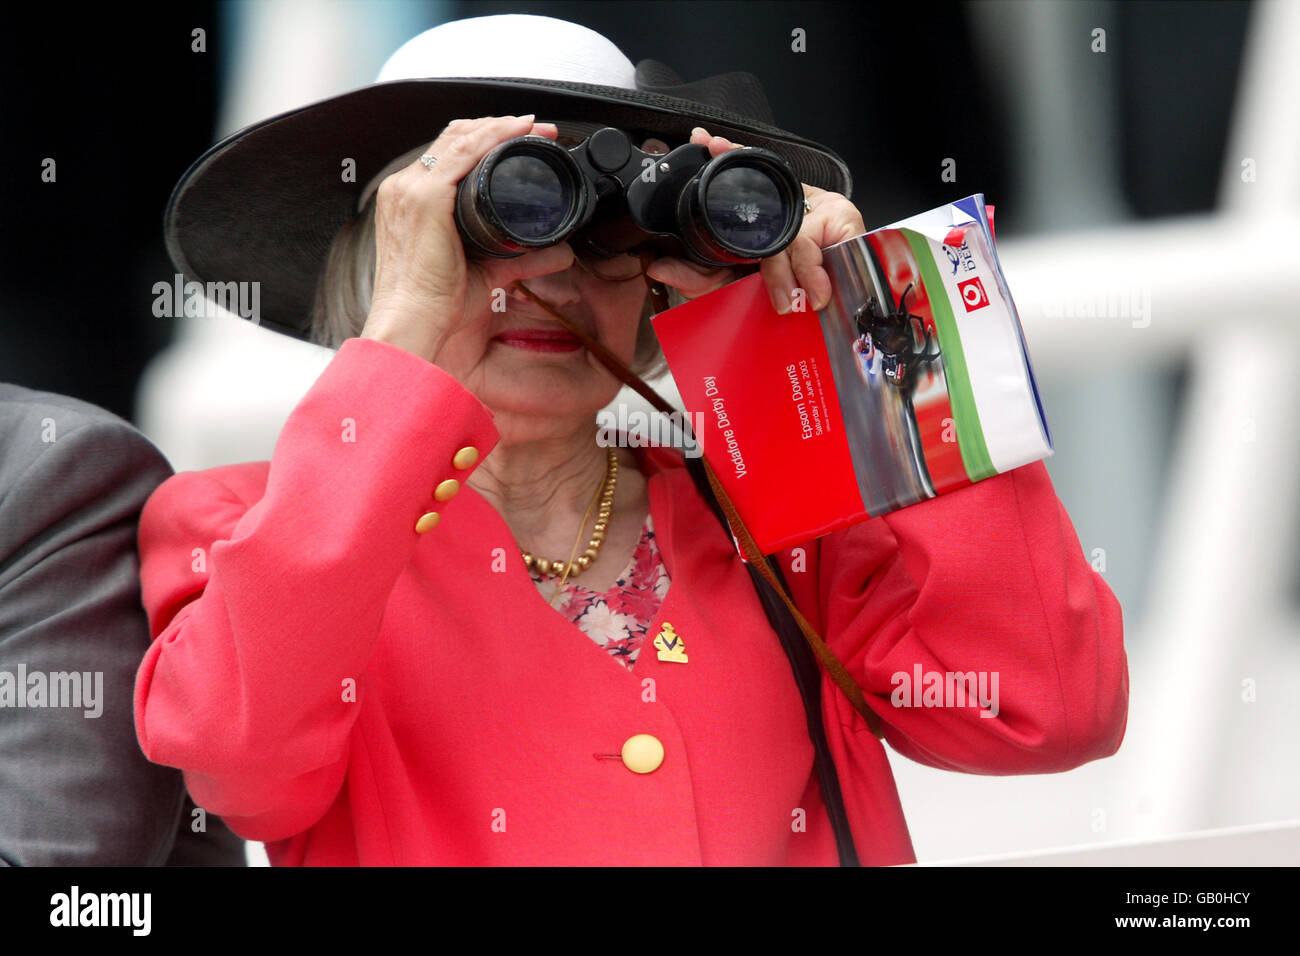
left=644, top=126, right=866, bottom=314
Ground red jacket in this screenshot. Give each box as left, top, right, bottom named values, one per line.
left=133, top=336, right=1128, bottom=865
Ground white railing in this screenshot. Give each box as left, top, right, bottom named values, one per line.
left=887, top=0, right=1300, bottom=859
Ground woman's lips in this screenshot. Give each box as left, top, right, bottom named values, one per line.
left=493, top=328, right=583, bottom=352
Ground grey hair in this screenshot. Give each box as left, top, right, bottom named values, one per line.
left=309, top=194, right=676, bottom=382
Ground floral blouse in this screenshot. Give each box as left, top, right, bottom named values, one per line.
left=529, top=514, right=670, bottom=670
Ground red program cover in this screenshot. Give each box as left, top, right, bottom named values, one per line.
left=652, top=197, right=1049, bottom=555
left=652, top=274, right=866, bottom=553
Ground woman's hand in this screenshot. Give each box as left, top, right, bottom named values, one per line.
left=361, top=115, right=575, bottom=363
left=645, top=126, right=867, bottom=314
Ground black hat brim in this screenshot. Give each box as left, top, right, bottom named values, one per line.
left=164, top=76, right=853, bottom=340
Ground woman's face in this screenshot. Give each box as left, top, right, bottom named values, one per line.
left=433, top=250, right=649, bottom=442
left=432, top=136, right=674, bottom=445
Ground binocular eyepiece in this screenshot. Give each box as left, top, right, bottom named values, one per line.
left=454, top=127, right=805, bottom=269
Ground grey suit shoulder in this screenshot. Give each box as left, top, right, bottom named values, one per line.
left=0, top=384, right=245, bottom=865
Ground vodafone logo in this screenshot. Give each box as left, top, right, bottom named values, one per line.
left=957, top=276, right=990, bottom=312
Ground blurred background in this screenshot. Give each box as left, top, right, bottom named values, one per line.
left=3, top=0, right=1296, bottom=864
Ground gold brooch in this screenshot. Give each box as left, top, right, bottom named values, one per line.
left=653, top=622, right=688, bottom=663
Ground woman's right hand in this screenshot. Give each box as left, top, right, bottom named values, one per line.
left=360, top=114, right=576, bottom=364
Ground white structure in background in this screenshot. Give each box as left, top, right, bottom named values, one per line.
left=137, top=0, right=1300, bottom=865
left=890, top=0, right=1300, bottom=861
left=921, top=819, right=1300, bottom=867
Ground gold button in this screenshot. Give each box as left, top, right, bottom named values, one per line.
left=621, top=734, right=664, bottom=774
left=434, top=479, right=460, bottom=501
left=414, top=512, right=441, bottom=533
left=452, top=446, right=479, bottom=469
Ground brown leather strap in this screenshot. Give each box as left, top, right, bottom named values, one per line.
left=512, top=274, right=885, bottom=740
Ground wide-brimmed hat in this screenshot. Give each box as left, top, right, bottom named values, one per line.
left=163, top=14, right=853, bottom=340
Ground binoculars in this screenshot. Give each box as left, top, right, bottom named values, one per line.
left=454, top=127, right=805, bottom=269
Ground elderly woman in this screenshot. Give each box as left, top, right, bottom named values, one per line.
left=134, top=15, right=1127, bottom=866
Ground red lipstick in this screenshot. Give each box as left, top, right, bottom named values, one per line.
left=494, top=328, right=583, bottom=352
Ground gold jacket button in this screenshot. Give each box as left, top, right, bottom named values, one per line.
left=452, top=446, right=479, bottom=469
left=414, top=512, right=441, bottom=533
left=621, top=734, right=664, bottom=774
left=434, top=479, right=460, bottom=501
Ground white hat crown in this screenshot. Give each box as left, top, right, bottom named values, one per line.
left=376, top=14, right=638, bottom=90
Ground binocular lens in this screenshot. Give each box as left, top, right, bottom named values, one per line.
left=456, top=129, right=803, bottom=265
left=488, top=155, right=573, bottom=241
left=703, top=165, right=790, bottom=254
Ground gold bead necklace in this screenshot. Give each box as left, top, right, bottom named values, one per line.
left=521, top=446, right=618, bottom=581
